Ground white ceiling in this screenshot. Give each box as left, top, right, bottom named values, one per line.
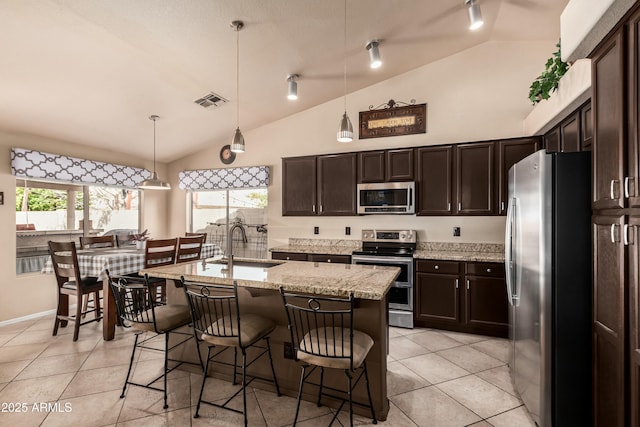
left=0, top=0, right=568, bottom=163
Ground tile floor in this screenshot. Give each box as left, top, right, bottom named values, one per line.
left=0, top=315, right=536, bottom=426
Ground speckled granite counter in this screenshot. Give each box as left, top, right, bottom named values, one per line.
left=140, top=258, right=399, bottom=300
left=270, top=239, right=505, bottom=262
left=414, top=242, right=504, bottom=263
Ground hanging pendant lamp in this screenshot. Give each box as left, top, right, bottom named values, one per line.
left=139, top=115, right=171, bottom=190
left=230, top=20, right=245, bottom=153
left=337, top=0, right=353, bottom=143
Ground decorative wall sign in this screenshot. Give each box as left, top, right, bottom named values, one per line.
left=359, top=99, right=427, bottom=139
left=178, top=165, right=270, bottom=191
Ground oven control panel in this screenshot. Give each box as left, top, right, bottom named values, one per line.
left=361, top=229, right=416, bottom=243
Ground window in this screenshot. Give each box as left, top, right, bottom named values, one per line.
left=16, top=180, right=140, bottom=274
left=190, top=188, right=268, bottom=259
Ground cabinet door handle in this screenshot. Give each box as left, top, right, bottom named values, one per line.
left=611, top=224, right=617, bottom=243
left=625, top=177, right=631, bottom=198
left=455, top=279, right=459, bottom=289
left=501, top=201, right=505, bottom=212
left=466, top=279, right=470, bottom=290
left=313, top=204, right=316, bottom=213
left=286, top=256, right=290, bottom=260
left=434, top=265, right=439, bottom=270
left=624, top=224, right=630, bottom=246
left=487, top=268, right=492, bottom=273
left=327, top=259, right=331, bottom=263
left=610, top=179, right=618, bottom=200
left=458, top=202, right=462, bottom=211
left=320, top=204, right=323, bottom=213
left=448, top=202, right=451, bottom=211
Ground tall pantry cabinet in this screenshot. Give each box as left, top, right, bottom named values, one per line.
left=591, top=5, right=640, bottom=426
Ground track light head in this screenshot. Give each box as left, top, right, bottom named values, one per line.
left=366, top=40, right=382, bottom=69
left=466, top=0, right=484, bottom=30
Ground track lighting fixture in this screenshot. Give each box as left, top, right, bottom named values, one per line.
left=366, top=40, right=382, bottom=69
left=466, top=0, right=484, bottom=30
left=287, top=74, right=299, bottom=100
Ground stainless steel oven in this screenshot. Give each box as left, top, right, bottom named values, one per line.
left=352, top=229, right=416, bottom=328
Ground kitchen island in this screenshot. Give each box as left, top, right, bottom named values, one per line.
left=140, top=258, right=399, bottom=421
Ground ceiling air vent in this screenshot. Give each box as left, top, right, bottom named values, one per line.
left=194, top=92, right=228, bottom=109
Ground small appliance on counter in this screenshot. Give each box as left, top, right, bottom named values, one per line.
left=352, top=229, right=416, bottom=328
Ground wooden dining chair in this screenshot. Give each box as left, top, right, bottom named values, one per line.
left=79, top=235, right=118, bottom=249
left=176, top=236, right=204, bottom=264
left=186, top=232, right=207, bottom=244
left=144, top=238, right=178, bottom=303
left=48, top=241, right=103, bottom=341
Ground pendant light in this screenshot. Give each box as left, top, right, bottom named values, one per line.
left=337, top=0, right=353, bottom=143
left=466, top=0, right=484, bottom=30
left=230, top=20, right=245, bottom=153
left=139, top=115, right=171, bottom=190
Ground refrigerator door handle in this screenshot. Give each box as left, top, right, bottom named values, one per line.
left=505, top=197, right=518, bottom=306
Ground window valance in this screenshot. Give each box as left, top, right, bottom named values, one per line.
left=178, top=166, right=270, bottom=191
left=11, top=148, right=150, bottom=189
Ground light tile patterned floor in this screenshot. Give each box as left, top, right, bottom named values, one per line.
left=0, top=315, right=536, bottom=426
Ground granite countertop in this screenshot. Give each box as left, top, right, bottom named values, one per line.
left=140, top=258, right=399, bottom=300
left=270, top=239, right=505, bottom=263
left=269, top=245, right=355, bottom=256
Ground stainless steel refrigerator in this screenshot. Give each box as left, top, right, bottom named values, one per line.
left=505, top=149, right=591, bottom=427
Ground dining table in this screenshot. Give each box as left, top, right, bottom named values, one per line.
left=41, top=243, right=223, bottom=340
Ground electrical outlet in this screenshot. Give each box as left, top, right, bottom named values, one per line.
left=283, top=342, right=295, bottom=360
left=314, top=226, right=319, bottom=235
left=453, top=227, right=461, bottom=237
left=345, top=226, right=351, bottom=235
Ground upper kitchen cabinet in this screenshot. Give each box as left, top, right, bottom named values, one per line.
left=416, top=146, right=453, bottom=215
left=582, top=101, right=593, bottom=151
left=282, top=156, right=317, bottom=216
left=592, top=29, right=625, bottom=210
left=317, top=153, right=357, bottom=215
left=560, top=111, right=581, bottom=153
left=283, top=153, right=357, bottom=216
left=544, top=126, right=560, bottom=153
left=456, top=142, right=495, bottom=215
left=496, top=137, right=541, bottom=215
left=358, top=148, right=414, bottom=182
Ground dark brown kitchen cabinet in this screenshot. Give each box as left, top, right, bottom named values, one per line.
left=592, top=30, right=625, bottom=211
left=357, top=148, right=414, bottom=182
left=592, top=215, right=626, bottom=427
left=317, top=153, right=357, bottom=215
left=386, top=149, right=414, bottom=181
left=495, top=137, right=541, bottom=215
left=416, top=146, right=453, bottom=215
left=271, top=251, right=308, bottom=261
left=560, top=111, right=581, bottom=152
left=282, top=156, right=317, bottom=216
left=456, top=142, right=495, bottom=215
left=415, top=260, right=461, bottom=327
left=307, top=254, right=351, bottom=264
left=544, top=126, right=560, bottom=153
left=464, top=262, right=508, bottom=336
left=414, top=259, right=507, bottom=337
left=581, top=101, right=593, bottom=151
left=358, top=151, right=385, bottom=183
left=271, top=251, right=350, bottom=264
left=629, top=217, right=640, bottom=427
left=282, top=153, right=356, bottom=216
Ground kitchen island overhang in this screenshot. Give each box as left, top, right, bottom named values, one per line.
left=140, top=258, right=400, bottom=421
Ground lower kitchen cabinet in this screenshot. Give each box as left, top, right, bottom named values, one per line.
left=415, top=259, right=508, bottom=337
left=271, top=251, right=351, bottom=264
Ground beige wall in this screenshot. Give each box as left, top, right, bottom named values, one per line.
left=0, top=130, right=168, bottom=322
left=168, top=40, right=556, bottom=247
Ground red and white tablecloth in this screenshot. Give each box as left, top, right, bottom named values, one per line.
left=41, top=244, right=222, bottom=281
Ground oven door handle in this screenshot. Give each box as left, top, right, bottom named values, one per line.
left=390, top=283, right=412, bottom=288
left=352, top=256, right=413, bottom=264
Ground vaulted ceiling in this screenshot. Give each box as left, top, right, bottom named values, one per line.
left=0, top=0, right=568, bottom=162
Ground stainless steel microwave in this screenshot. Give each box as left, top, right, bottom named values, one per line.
left=357, top=182, right=415, bottom=214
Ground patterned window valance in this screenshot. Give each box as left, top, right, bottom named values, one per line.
left=11, top=148, right=150, bottom=189
left=178, top=166, right=270, bottom=191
